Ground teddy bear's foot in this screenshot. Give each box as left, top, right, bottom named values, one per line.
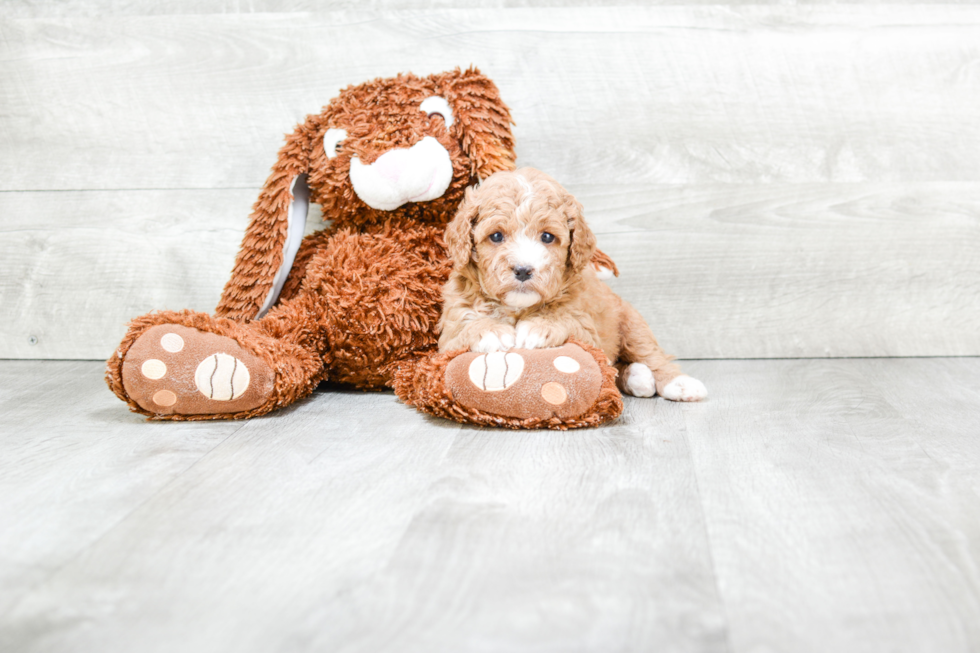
left=445, top=343, right=604, bottom=420
left=120, top=324, right=275, bottom=417
left=392, top=340, right=623, bottom=430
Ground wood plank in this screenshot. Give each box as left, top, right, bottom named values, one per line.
left=2, top=6, right=979, bottom=191
left=315, top=403, right=727, bottom=652
left=0, top=188, right=325, bottom=360
left=4, top=358, right=980, bottom=651
left=8, top=0, right=976, bottom=19
left=0, top=363, right=727, bottom=653
left=591, top=182, right=980, bottom=358
left=855, top=357, right=980, bottom=496
left=681, top=358, right=980, bottom=653
left=0, top=361, right=244, bottom=617
left=2, top=182, right=978, bottom=360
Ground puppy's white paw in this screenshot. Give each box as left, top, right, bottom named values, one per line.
left=623, top=363, right=656, bottom=397
left=515, top=321, right=551, bottom=349
left=474, top=330, right=515, bottom=353
left=660, top=375, right=707, bottom=402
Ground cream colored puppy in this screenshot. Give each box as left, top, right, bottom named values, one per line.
left=439, top=168, right=707, bottom=401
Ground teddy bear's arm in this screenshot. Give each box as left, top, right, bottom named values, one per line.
left=215, top=116, right=321, bottom=322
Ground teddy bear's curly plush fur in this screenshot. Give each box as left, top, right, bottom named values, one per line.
left=105, top=68, right=624, bottom=428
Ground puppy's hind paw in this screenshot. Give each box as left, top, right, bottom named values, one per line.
left=474, top=330, right=515, bottom=353
left=622, top=363, right=656, bottom=397
left=660, top=375, right=708, bottom=402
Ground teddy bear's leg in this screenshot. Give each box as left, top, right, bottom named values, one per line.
left=109, top=221, right=453, bottom=419
left=106, top=308, right=324, bottom=420
left=393, top=341, right=624, bottom=430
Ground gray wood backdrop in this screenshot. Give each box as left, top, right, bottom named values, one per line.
left=2, top=2, right=979, bottom=360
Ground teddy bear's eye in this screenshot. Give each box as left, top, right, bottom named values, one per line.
left=489, top=231, right=504, bottom=243
left=419, top=96, right=455, bottom=128
left=323, top=128, right=347, bottom=160
left=540, top=232, right=555, bottom=244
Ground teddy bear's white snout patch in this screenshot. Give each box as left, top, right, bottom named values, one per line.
left=349, top=137, right=453, bottom=211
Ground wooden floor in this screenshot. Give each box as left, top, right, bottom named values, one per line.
left=1, top=357, right=979, bottom=652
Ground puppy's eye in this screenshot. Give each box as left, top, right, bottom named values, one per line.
left=541, top=232, right=555, bottom=244
left=489, top=231, right=504, bottom=243
left=323, top=128, right=347, bottom=160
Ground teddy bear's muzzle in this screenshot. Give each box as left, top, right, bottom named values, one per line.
left=348, top=136, right=453, bottom=211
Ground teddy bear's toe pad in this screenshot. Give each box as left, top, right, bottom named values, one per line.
left=121, top=325, right=274, bottom=416
left=446, top=343, right=602, bottom=420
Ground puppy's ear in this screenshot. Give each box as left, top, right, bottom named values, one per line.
left=445, top=186, right=480, bottom=270
left=564, top=192, right=597, bottom=274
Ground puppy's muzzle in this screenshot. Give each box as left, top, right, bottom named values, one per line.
left=513, top=266, right=534, bottom=282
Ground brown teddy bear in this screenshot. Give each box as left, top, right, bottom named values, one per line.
left=105, top=67, right=623, bottom=428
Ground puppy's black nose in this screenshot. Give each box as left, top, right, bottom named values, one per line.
left=513, top=266, right=534, bottom=282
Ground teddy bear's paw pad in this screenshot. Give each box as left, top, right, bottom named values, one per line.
left=121, top=325, right=274, bottom=416
left=446, top=343, right=602, bottom=420
left=467, top=352, right=525, bottom=391
left=659, top=375, right=708, bottom=402
left=194, top=354, right=251, bottom=400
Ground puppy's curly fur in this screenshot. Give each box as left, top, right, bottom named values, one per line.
left=439, top=168, right=707, bottom=401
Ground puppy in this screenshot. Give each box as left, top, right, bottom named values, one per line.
left=438, top=168, right=707, bottom=401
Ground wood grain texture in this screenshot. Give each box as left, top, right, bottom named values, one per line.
left=1, top=6, right=979, bottom=190
left=313, top=404, right=727, bottom=653
left=8, top=0, right=979, bottom=19
left=2, top=5, right=979, bottom=360
left=856, top=357, right=980, bottom=497
left=2, top=358, right=980, bottom=651
left=682, top=358, right=980, bottom=653
left=0, top=189, right=325, bottom=359
left=2, top=182, right=977, bottom=359
left=0, top=360, right=245, bottom=617
left=590, top=182, right=980, bottom=358
left=0, top=360, right=729, bottom=653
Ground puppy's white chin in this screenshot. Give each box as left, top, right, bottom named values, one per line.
left=503, top=290, right=541, bottom=308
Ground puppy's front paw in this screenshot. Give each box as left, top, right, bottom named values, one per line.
left=660, top=375, right=708, bottom=402
left=474, top=329, right=516, bottom=353
left=515, top=321, right=566, bottom=349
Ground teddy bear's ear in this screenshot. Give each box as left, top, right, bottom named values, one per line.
left=214, top=116, right=320, bottom=321
left=438, top=67, right=517, bottom=180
